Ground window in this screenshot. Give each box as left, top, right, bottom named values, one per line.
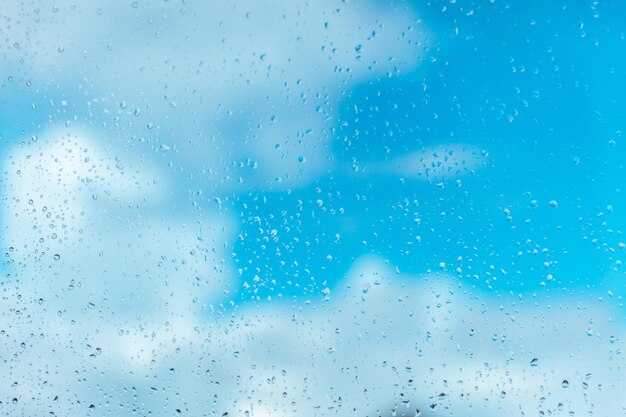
left=1, top=1, right=624, bottom=416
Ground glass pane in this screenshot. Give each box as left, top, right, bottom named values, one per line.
left=1, top=1, right=624, bottom=416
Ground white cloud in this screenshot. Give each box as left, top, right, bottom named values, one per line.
left=379, top=144, right=489, bottom=181
left=1, top=129, right=235, bottom=324
left=2, top=0, right=429, bottom=190
left=2, top=240, right=624, bottom=415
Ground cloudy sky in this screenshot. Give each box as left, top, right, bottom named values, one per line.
left=1, top=1, right=626, bottom=416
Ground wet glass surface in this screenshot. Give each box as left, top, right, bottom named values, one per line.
left=1, top=1, right=626, bottom=415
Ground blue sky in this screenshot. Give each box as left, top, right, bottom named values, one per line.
left=1, top=1, right=626, bottom=415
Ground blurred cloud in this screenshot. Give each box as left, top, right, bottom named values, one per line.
left=2, top=0, right=429, bottom=190
left=2, top=246, right=624, bottom=415
left=2, top=130, right=235, bottom=323
left=380, top=144, right=489, bottom=181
